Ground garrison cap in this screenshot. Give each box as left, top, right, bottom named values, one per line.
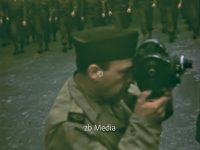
left=72, top=27, right=139, bottom=64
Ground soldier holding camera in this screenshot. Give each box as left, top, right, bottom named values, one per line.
left=44, top=27, right=173, bottom=150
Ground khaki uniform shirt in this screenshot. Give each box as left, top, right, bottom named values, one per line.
left=44, top=77, right=162, bottom=150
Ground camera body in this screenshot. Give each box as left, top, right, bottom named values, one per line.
left=133, top=39, right=192, bottom=99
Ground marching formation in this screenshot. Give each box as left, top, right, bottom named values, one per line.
left=0, top=0, right=200, bottom=55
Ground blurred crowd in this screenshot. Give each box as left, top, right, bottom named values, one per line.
left=0, top=0, right=200, bottom=55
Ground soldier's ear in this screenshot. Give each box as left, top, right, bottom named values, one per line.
left=87, top=64, right=103, bottom=81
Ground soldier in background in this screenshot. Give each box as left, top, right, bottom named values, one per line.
left=135, top=0, right=156, bottom=40
left=71, top=0, right=83, bottom=31
left=49, top=0, right=60, bottom=42
left=25, top=0, right=36, bottom=44
left=58, top=0, right=79, bottom=52
left=108, top=0, right=134, bottom=29
left=34, top=0, right=51, bottom=53
left=80, top=0, right=107, bottom=30
left=173, top=0, right=182, bottom=34
left=101, top=0, right=114, bottom=26
left=159, top=0, right=182, bottom=42
left=6, top=0, right=27, bottom=55
left=0, top=0, right=7, bottom=47
left=187, top=0, right=199, bottom=39
left=181, top=0, right=192, bottom=31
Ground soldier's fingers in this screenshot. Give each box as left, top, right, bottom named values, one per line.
left=153, top=96, right=170, bottom=109
left=137, top=90, right=152, bottom=104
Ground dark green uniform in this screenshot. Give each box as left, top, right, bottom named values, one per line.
left=49, top=0, right=60, bottom=41
left=135, top=0, right=155, bottom=39
left=181, top=0, right=187, bottom=21
left=80, top=0, right=106, bottom=29
left=71, top=0, right=82, bottom=31
left=187, top=0, right=199, bottom=39
left=26, top=0, right=37, bottom=43
left=58, top=0, right=78, bottom=52
left=159, top=0, right=181, bottom=42
left=3, top=2, right=11, bottom=47
left=34, top=0, right=50, bottom=53
left=109, top=0, right=134, bottom=28
left=6, top=0, right=27, bottom=55
left=101, top=0, right=113, bottom=26
left=0, top=0, right=8, bottom=47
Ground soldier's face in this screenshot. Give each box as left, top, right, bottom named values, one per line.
left=98, top=58, right=133, bottom=102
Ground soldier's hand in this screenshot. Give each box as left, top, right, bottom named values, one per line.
left=0, top=18, right=3, bottom=24
left=134, top=90, right=171, bottom=123
left=152, top=2, right=157, bottom=8
left=127, top=8, right=132, bottom=13
left=108, top=10, right=112, bottom=16
left=6, top=16, right=9, bottom=21
left=22, top=20, right=27, bottom=26
left=71, top=11, right=76, bottom=17
left=81, top=16, right=85, bottom=21
left=54, top=16, right=58, bottom=21
left=102, top=13, right=106, bottom=18
left=49, top=17, right=52, bottom=22
left=177, top=2, right=182, bottom=9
